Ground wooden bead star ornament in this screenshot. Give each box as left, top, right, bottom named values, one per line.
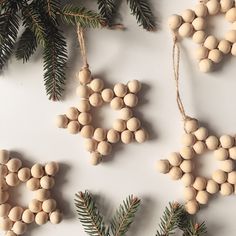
left=0, top=150, right=62, bottom=236
left=55, top=27, right=148, bottom=165
left=168, top=0, right=236, bottom=72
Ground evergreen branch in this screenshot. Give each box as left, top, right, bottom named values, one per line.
left=75, top=191, right=108, bottom=236
left=15, top=27, right=37, bottom=62
left=40, top=0, right=60, bottom=22
left=126, top=0, right=156, bottom=31
left=111, top=195, right=140, bottom=236
left=182, top=221, right=207, bottom=236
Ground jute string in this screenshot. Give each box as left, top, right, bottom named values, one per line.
left=77, top=25, right=88, bottom=68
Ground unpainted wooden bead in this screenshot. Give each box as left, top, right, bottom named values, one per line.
left=35, top=212, right=49, bottom=225
left=121, top=130, right=133, bottom=144
left=12, top=221, right=27, bottom=235
left=208, top=49, right=223, bottom=63
left=77, top=100, right=91, bottom=112
left=7, top=158, right=22, bottom=173
left=185, top=200, right=199, bottom=215
left=0, top=191, right=9, bottom=204
left=225, top=30, right=236, bottom=43
left=67, top=121, right=80, bottom=134
left=220, top=0, right=234, bottom=12
left=107, top=129, right=120, bottom=143
left=6, top=173, right=19, bottom=187
left=127, top=117, right=140, bottom=132
left=123, top=94, right=138, bottom=107
left=220, top=159, right=235, bottom=172
left=184, top=119, right=199, bottom=133
left=220, top=182, right=233, bottom=195
left=206, top=180, right=219, bottom=194
left=206, top=0, right=221, bottom=15
left=29, top=199, right=42, bottom=213
left=232, top=43, right=236, bottom=55
left=168, top=14, right=183, bottom=30
left=18, top=168, right=31, bottom=182
left=49, top=211, right=63, bottom=224
left=214, top=148, right=229, bottom=161
left=180, top=160, right=194, bottom=173
left=184, top=187, right=197, bottom=201
left=90, top=78, right=104, bottom=92
left=78, top=112, right=92, bottom=125
left=180, top=147, right=195, bottom=160
left=127, top=80, right=142, bottom=94
left=134, top=129, right=147, bottom=143
left=66, top=107, right=79, bottom=120
left=206, top=135, right=219, bottom=150
left=90, top=152, right=101, bottom=165
left=114, top=83, right=128, bottom=97
left=110, top=97, right=124, bottom=110
left=0, top=217, right=13, bottom=231
left=195, top=3, right=208, bottom=17
left=168, top=152, right=182, bottom=166
left=0, top=178, right=9, bottom=191
left=199, top=58, right=213, bottom=72
left=204, top=36, right=218, bottom=50
left=212, top=169, right=227, bottom=184
left=225, top=7, right=236, bottom=22
left=0, top=204, right=11, bottom=217
left=40, top=176, right=55, bottom=190
left=192, top=17, right=206, bottom=31
left=77, top=68, right=91, bottom=85
left=8, top=207, right=23, bottom=222
left=42, top=199, right=56, bottom=213
left=45, top=162, right=59, bottom=176
left=218, top=39, right=232, bottom=54
left=193, top=177, right=207, bottom=190
left=192, top=31, right=207, bottom=44
left=182, top=9, right=195, bottom=22
left=113, top=119, right=126, bottom=132
left=156, top=160, right=170, bottom=174
left=97, top=141, right=112, bottom=156
left=85, top=139, right=98, bottom=152
left=228, top=171, right=236, bottom=184
left=0, top=165, right=8, bottom=177
left=181, top=133, right=196, bottom=146
left=229, top=146, right=236, bottom=159
left=26, top=178, right=40, bottom=191
left=93, top=128, right=107, bottom=141
left=76, top=85, right=90, bottom=99
left=193, top=141, right=207, bottom=154
left=178, top=23, right=194, bottom=37
left=31, top=163, right=44, bottom=178
left=195, top=46, right=209, bottom=60
left=194, top=127, right=209, bottom=141
left=35, top=189, right=51, bottom=202
left=5, top=231, right=16, bottom=236
left=22, top=209, right=35, bottom=224
left=196, top=190, right=209, bottom=204
left=0, top=150, right=9, bottom=164
left=89, top=93, right=103, bottom=107
left=55, top=115, right=68, bottom=129
left=80, top=125, right=94, bottom=138
left=182, top=173, right=194, bottom=187
left=120, top=108, right=133, bottom=120
left=101, top=88, right=114, bottom=102
left=169, top=167, right=183, bottom=180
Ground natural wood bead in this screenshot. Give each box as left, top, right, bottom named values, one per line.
left=113, top=119, right=126, bottom=132
left=26, top=178, right=40, bottom=191
left=194, top=127, right=208, bottom=141
left=28, top=199, right=42, bottom=213
left=204, top=36, right=218, bottom=50
left=97, top=141, right=112, bottom=156
left=0, top=191, right=9, bottom=204
left=107, top=129, right=120, bottom=143
left=6, top=173, right=19, bottom=187
left=0, top=165, right=8, bottom=177
left=110, top=97, right=124, bottom=110
left=80, top=125, right=94, bottom=138
left=40, top=176, right=55, bottom=189
left=120, top=108, right=133, bottom=120
left=206, top=0, right=221, bottom=15
left=42, top=199, right=56, bottom=213
left=66, top=107, right=79, bottom=120
left=35, top=189, right=51, bottom=202
left=180, top=160, right=194, bottom=173
left=182, top=173, right=194, bottom=187
left=208, top=49, right=223, bottom=63
left=199, top=58, right=213, bottom=72
left=169, top=167, right=183, bottom=180
left=8, top=207, right=23, bottom=222
left=225, top=7, right=236, bottom=22
left=206, top=180, right=219, bottom=194
left=196, top=191, right=209, bottom=205
left=85, top=139, right=98, bottom=152
left=45, top=162, right=59, bottom=176
left=22, top=209, right=35, bottom=224
left=31, top=163, right=44, bottom=178
left=180, top=147, right=195, bottom=160
left=193, top=141, right=207, bottom=154
left=5, top=231, right=17, bottom=236
left=90, top=152, right=101, bottom=165
left=195, top=3, right=208, bottom=17
left=232, top=43, right=236, bottom=55
left=89, top=93, right=103, bottom=107
left=127, top=80, right=142, bottom=94
left=192, top=17, right=206, bottom=31
left=35, top=212, right=48, bottom=225
left=134, top=129, right=147, bottom=143
left=127, top=117, right=140, bottom=132
left=185, top=200, right=199, bottom=215
left=0, top=150, right=9, bottom=164
left=227, top=171, right=236, bottom=184
left=220, top=182, right=233, bottom=196
left=178, top=23, right=194, bottom=37
left=184, top=119, right=199, bottom=133
left=218, top=39, right=232, bottom=54
left=114, top=83, right=128, bottom=97
left=0, top=178, right=8, bottom=191
left=182, top=9, right=195, bottom=22
left=220, top=0, right=234, bottom=12
left=220, top=135, right=234, bottom=148
left=77, top=100, right=91, bottom=112
left=206, top=136, right=219, bottom=150
left=18, top=168, right=31, bottom=182
left=229, top=146, right=236, bottom=159
left=121, top=130, right=133, bottom=144
left=77, top=68, right=91, bottom=85
left=67, top=121, right=80, bottom=134
left=192, top=31, right=207, bottom=44
left=78, top=112, right=92, bottom=125
left=90, top=78, right=104, bottom=92
left=93, top=128, right=106, bottom=141
left=193, top=177, right=207, bottom=191
left=195, top=46, right=209, bottom=60
left=168, top=14, right=183, bottom=30
left=220, top=160, right=235, bottom=172
left=76, top=85, right=90, bottom=98
left=49, top=211, right=63, bottom=224
left=0, top=217, right=13, bottom=231
left=7, top=158, right=22, bottom=173
left=156, top=160, right=170, bottom=174
left=0, top=204, right=11, bottom=217
left=12, top=221, right=27, bottom=235
left=212, top=170, right=227, bottom=184
left=214, top=148, right=229, bottom=160
left=168, top=152, right=182, bottom=166
left=123, top=94, right=138, bottom=107
left=184, top=187, right=197, bottom=201
left=101, top=88, right=114, bottom=102
left=181, top=133, right=196, bottom=146
left=225, top=30, right=236, bottom=43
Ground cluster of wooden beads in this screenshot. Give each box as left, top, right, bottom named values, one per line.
left=168, top=0, right=236, bottom=72
left=0, top=150, right=62, bottom=236
left=56, top=67, right=148, bottom=165
left=157, top=118, right=236, bottom=215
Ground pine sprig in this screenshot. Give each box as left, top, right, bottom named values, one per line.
left=182, top=221, right=207, bottom=236
left=111, top=195, right=140, bottom=236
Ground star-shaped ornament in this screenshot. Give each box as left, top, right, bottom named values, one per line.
left=0, top=150, right=62, bottom=236
left=157, top=118, right=236, bottom=215
left=56, top=67, right=148, bottom=165
left=168, top=0, right=236, bottom=72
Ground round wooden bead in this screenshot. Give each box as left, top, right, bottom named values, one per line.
left=127, top=80, right=141, bottom=94
left=101, top=88, right=114, bottom=102
left=0, top=217, right=13, bottom=231
left=192, top=31, right=207, bottom=44
left=97, top=141, right=112, bottom=156
left=67, top=121, right=80, bottom=134
left=184, top=119, right=199, bottom=133
left=85, top=139, right=97, bottom=152
left=178, top=23, right=194, bottom=37
left=93, top=128, right=106, bottom=141
left=208, top=49, right=223, bottom=63
left=180, top=147, right=195, bottom=160
left=110, top=97, right=124, bottom=110
left=199, top=59, right=213, bottom=72
left=45, top=162, right=59, bottom=176
left=0, top=165, right=8, bottom=177
left=194, top=127, right=208, bottom=141
left=80, top=125, right=94, bottom=138
left=168, top=14, right=182, bottom=30
left=214, top=148, right=229, bottom=160
left=22, top=209, right=35, bottom=224
left=113, top=119, right=126, bottom=132
left=180, top=160, right=194, bottom=173
left=127, top=118, right=140, bottom=132
left=229, top=147, right=236, bottom=159
left=182, top=9, right=195, bottom=22
left=134, top=129, right=147, bottom=143
left=114, top=83, right=128, bottom=97
left=35, top=189, right=51, bottom=201
left=206, top=180, right=219, bottom=194
left=18, top=168, right=31, bottom=182
left=0, top=150, right=10, bottom=164
left=182, top=173, right=194, bottom=187
left=77, top=68, right=91, bottom=85
left=90, top=152, right=101, bottom=165
left=227, top=171, right=236, bottom=184
left=107, top=129, right=120, bottom=143
left=66, top=107, right=79, bottom=120
left=185, top=200, right=199, bottom=215
left=90, top=78, right=104, bottom=92
left=40, top=176, right=55, bottom=189
left=206, top=136, right=219, bottom=150
left=35, top=212, right=48, bottom=225
left=169, top=167, right=183, bottom=180
left=195, top=46, right=209, bottom=60
left=8, top=207, right=23, bottom=222
left=193, top=141, right=207, bottom=154
left=220, top=0, right=234, bottom=12
left=192, top=17, right=206, bottom=31
left=0, top=191, right=9, bottom=204
left=49, top=211, right=63, bottom=224
left=156, top=160, right=170, bottom=174
left=231, top=43, right=236, bottom=55
left=225, top=30, right=236, bottom=43
left=181, top=133, right=196, bottom=146
left=0, top=204, right=11, bottom=217
left=204, top=36, right=218, bottom=50
left=76, top=85, right=90, bottom=98
left=184, top=187, right=197, bottom=201
left=120, top=108, right=133, bottom=120
left=195, top=3, right=208, bottom=17
left=206, top=0, right=221, bottom=15
left=7, top=158, right=22, bottom=173
left=220, top=160, right=235, bottom=172
left=26, top=178, right=40, bottom=191
left=89, top=93, right=103, bottom=107
left=168, top=152, right=182, bottom=166
left=218, top=39, right=232, bottom=54
left=12, top=221, right=27, bottom=235
left=121, top=130, right=133, bottom=144
left=0, top=178, right=8, bottom=191
left=193, top=177, right=207, bottom=190
left=6, top=173, right=19, bottom=187
left=42, top=199, right=56, bottom=213
left=123, top=94, right=138, bottom=107
left=225, top=7, right=236, bottom=22
left=31, top=164, right=44, bottom=178
left=78, top=112, right=92, bottom=125
left=220, top=135, right=234, bottom=148
left=212, top=170, right=227, bottom=184
left=196, top=191, right=209, bottom=205
left=28, top=199, right=42, bottom=213
left=5, top=231, right=17, bottom=236
left=220, top=182, right=233, bottom=195
left=77, top=100, right=90, bottom=112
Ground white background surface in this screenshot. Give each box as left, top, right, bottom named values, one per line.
left=1, top=0, right=236, bottom=235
